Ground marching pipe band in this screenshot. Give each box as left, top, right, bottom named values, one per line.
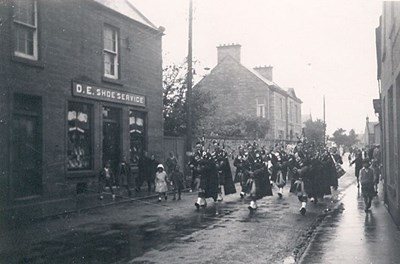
left=188, top=139, right=342, bottom=214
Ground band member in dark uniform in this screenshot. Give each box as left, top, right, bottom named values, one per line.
left=247, top=152, right=273, bottom=210
left=291, top=141, right=312, bottom=215
left=212, top=142, right=236, bottom=201
left=268, top=144, right=288, bottom=198
left=194, top=152, right=219, bottom=209
left=234, top=146, right=251, bottom=198
left=188, top=142, right=203, bottom=192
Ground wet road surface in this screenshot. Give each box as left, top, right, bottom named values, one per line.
left=299, top=182, right=400, bottom=264
left=0, top=170, right=355, bottom=264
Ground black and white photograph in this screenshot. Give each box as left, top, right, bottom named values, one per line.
left=0, top=0, right=400, bottom=263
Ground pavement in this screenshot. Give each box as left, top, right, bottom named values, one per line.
left=299, top=171, right=400, bottom=264
left=0, top=182, right=191, bottom=226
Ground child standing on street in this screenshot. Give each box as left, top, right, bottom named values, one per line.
left=360, top=159, right=375, bottom=212
left=155, top=164, right=169, bottom=202
left=99, top=161, right=115, bottom=200
left=170, top=165, right=185, bottom=200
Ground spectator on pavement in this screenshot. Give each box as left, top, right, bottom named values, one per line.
left=371, top=159, right=380, bottom=195
left=135, top=151, right=150, bottom=192
left=165, top=151, right=178, bottom=175
left=148, top=154, right=159, bottom=192
left=360, top=159, right=375, bottom=212
left=98, top=160, right=115, bottom=200
left=350, top=149, right=363, bottom=188
left=170, top=164, right=185, bottom=200
left=117, top=155, right=132, bottom=197
left=136, top=152, right=158, bottom=193
left=373, top=145, right=381, bottom=165
left=155, top=164, right=169, bottom=202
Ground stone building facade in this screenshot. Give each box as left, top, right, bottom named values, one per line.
left=0, top=0, right=164, bottom=218
left=195, top=44, right=302, bottom=141
left=376, top=2, right=400, bottom=225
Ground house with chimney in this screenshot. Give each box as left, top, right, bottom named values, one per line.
left=195, top=44, right=302, bottom=141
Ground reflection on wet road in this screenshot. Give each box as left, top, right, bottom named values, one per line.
left=300, top=184, right=400, bottom=264
left=4, top=200, right=239, bottom=264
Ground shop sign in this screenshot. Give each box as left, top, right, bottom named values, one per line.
left=72, top=82, right=146, bottom=107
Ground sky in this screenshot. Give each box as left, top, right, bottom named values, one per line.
left=131, top=0, right=382, bottom=136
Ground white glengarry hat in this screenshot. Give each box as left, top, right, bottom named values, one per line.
left=157, top=164, right=164, bottom=169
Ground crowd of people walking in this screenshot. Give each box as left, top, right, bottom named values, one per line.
left=187, top=139, right=346, bottom=214
left=97, top=139, right=381, bottom=214
left=348, top=145, right=381, bottom=211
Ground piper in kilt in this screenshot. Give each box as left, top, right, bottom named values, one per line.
left=290, top=141, right=312, bottom=215
left=247, top=152, right=273, bottom=210
left=188, top=142, right=203, bottom=192
left=212, top=142, right=236, bottom=202
left=194, top=152, right=219, bottom=209
left=234, top=146, right=251, bottom=198
left=268, top=145, right=289, bottom=198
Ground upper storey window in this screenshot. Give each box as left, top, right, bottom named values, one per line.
left=13, top=0, right=38, bottom=60
left=103, top=25, right=119, bottom=79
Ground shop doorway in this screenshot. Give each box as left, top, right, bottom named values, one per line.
left=102, top=106, right=121, bottom=184
left=12, top=94, right=42, bottom=198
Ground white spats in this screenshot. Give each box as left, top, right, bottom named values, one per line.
left=248, top=200, right=257, bottom=210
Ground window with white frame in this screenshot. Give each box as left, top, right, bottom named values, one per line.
left=103, top=25, right=119, bottom=79
left=280, top=98, right=284, bottom=120
left=256, top=97, right=266, bottom=118
left=13, top=0, right=38, bottom=60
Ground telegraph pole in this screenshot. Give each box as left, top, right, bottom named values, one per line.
left=186, top=0, right=193, bottom=152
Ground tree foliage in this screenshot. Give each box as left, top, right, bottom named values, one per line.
left=331, top=128, right=358, bottom=147
left=163, top=63, right=216, bottom=136
left=303, top=119, right=326, bottom=144
left=203, top=114, right=271, bottom=139
left=331, top=128, right=347, bottom=146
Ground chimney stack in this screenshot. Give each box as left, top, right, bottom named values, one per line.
left=217, top=43, right=241, bottom=64
left=253, top=65, right=273, bottom=81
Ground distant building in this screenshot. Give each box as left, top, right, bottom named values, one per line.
left=374, top=123, right=381, bottom=145
left=375, top=2, right=400, bottom=225
left=0, top=0, right=164, bottom=218
left=363, top=117, right=379, bottom=146
left=301, top=113, right=313, bottom=128
left=195, top=44, right=302, bottom=141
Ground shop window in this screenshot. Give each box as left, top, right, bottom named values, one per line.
left=13, top=0, right=38, bottom=60
left=129, top=110, right=146, bottom=165
left=67, top=102, right=92, bottom=170
left=103, top=24, right=119, bottom=79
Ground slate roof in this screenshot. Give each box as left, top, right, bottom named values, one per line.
left=93, top=0, right=158, bottom=30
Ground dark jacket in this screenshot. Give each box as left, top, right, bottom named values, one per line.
left=216, top=156, right=236, bottom=195
left=197, top=159, right=219, bottom=200
left=251, top=164, right=273, bottom=199
left=117, top=161, right=131, bottom=186
left=350, top=153, right=363, bottom=177
left=170, top=170, right=185, bottom=189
